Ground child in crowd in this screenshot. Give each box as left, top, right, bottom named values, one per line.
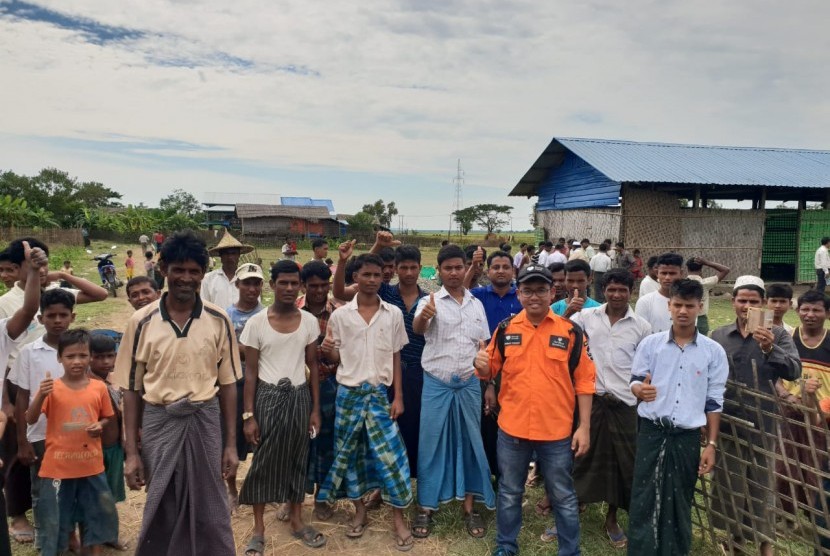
left=630, top=249, right=643, bottom=280
left=89, top=334, right=128, bottom=550
left=766, top=283, right=794, bottom=334
left=0, top=249, right=19, bottom=289
left=59, top=260, right=74, bottom=288
left=26, top=329, right=118, bottom=556
left=125, top=276, right=160, bottom=311
left=12, top=288, right=76, bottom=550
left=143, top=251, right=155, bottom=281
left=124, top=250, right=135, bottom=280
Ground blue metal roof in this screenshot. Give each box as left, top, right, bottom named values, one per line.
left=510, top=137, right=830, bottom=198
left=280, top=197, right=335, bottom=213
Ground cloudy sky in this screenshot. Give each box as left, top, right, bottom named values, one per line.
left=1, top=0, right=828, bottom=230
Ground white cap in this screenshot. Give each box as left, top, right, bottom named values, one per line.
left=572, top=241, right=581, bottom=247
left=235, top=263, right=263, bottom=282
left=733, top=275, right=765, bottom=293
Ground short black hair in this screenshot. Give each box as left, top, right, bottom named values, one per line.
left=311, top=238, right=328, bottom=250
left=90, top=333, right=117, bottom=354
left=604, top=269, right=634, bottom=290
left=766, top=283, right=793, bottom=300
left=554, top=244, right=564, bottom=251
left=145, top=251, right=154, bottom=259
left=159, top=230, right=209, bottom=271
left=670, top=278, right=703, bottom=301
left=686, top=259, right=703, bottom=272
left=581, top=238, right=590, bottom=244
left=633, top=249, right=641, bottom=256
left=564, top=259, right=591, bottom=277
left=344, top=258, right=358, bottom=285
left=40, top=288, right=76, bottom=312
left=463, top=244, right=485, bottom=263
left=0, top=249, right=13, bottom=264
left=598, top=243, right=608, bottom=252
left=487, top=250, right=512, bottom=267
left=378, top=247, right=396, bottom=263
left=657, top=252, right=683, bottom=268
left=270, top=260, right=301, bottom=281
left=544, top=241, right=553, bottom=249
left=7, top=237, right=49, bottom=265
left=300, top=260, right=332, bottom=283
left=646, top=255, right=659, bottom=269
left=438, top=245, right=466, bottom=266
left=58, top=328, right=90, bottom=357
left=547, top=262, right=565, bottom=274
left=616, top=241, right=625, bottom=248
left=395, top=245, right=421, bottom=265
left=822, top=237, right=830, bottom=246
left=798, top=290, right=830, bottom=310
left=500, top=243, right=512, bottom=253
left=126, top=276, right=158, bottom=295
left=519, top=242, right=527, bottom=248
left=352, top=253, right=384, bottom=274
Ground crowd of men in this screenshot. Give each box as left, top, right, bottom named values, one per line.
left=0, top=229, right=828, bottom=556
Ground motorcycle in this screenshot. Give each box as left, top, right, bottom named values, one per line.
left=94, top=254, right=122, bottom=297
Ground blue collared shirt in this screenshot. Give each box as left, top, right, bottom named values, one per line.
left=629, top=329, right=728, bottom=429
left=551, top=296, right=602, bottom=316
left=470, top=285, right=523, bottom=334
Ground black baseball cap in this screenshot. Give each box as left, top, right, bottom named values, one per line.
left=517, top=264, right=552, bottom=284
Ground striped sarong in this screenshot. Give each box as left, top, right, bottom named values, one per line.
left=572, top=394, right=637, bottom=509
left=417, top=372, right=495, bottom=511
left=240, top=379, right=311, bottom=505
left=137, top=397, right=234, bottom=556
left=318, top=383, right=412, bottom=508
left=628, top=418, right=699, bottom=556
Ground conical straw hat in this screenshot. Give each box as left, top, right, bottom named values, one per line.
left=208, top=230, right=254, bottom=255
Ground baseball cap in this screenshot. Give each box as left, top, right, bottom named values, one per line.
left=572, top=241, right=581, bottom=247
left=235, top=263, right=264, bottom=282
left=517, top=264, right=553, bottom=284
left=733, top=275, right=765, bottom=293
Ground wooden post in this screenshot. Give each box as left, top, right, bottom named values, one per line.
left=693, top=185, right=701, bottom=208
left=760, top=187, right=767, bottom=209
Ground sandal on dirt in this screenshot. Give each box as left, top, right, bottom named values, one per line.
left=276, top=504, right=290, bottom=522
left=534, top=499, right=552, bottom=516
left=292, top=526, right=327, bottom=549
left=541, top=526, right=558, bottom=543
left=364, top=491, right=383, bottom=511
left=394, top=533, right=415, bottom=552
left=412, top=512, right=432, bottom=538
left=244, top=534, right=266, bottom=556
left=464, top=511, right=486, bottom=539
left=9, top=528, right=34, bottom=544
left=105, top=539, right=131, bottom=551
left=607, top=527, right=627, bottom=549
left=313, top=502, right=335, bottom=521
left=345, top=521, right=369, bottom=539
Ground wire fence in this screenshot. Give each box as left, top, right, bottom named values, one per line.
left=690, top=363, right=829, bottom=555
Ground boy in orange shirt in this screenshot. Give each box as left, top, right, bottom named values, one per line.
left=26, top=329, right=118, bottom=556
left=124, top=250, right=135, bottom=280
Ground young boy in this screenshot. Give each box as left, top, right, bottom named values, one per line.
left=766, top=283, right=794, bottom=334
left=238, top=261, right=324, bottom=551
left=0, top=249, right=20, bottom=289
left=12, top=289, right=76, bottom=549
left=26, top=329, right=117, bottom=556
left=143, top=251, right=154, bottom=281
left=319, top=253, right=413, bottom=550
left=89, top=334, right=128, bottom=550
left=59, top=260, right=74, bottom=289
left=628, top=279, right=728, bottom=555
left=124, top=276, right=160, bottom=311
left=124, top=250, right=135, bottom=281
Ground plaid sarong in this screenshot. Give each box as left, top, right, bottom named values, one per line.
left=318, top=383, right=412, bottom=508
left=137, top=397, right=234, bottom=556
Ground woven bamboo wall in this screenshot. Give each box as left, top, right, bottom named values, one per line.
left=621, top=185, right=765, bottom=277
left=536, top=207, right=622, bottom=243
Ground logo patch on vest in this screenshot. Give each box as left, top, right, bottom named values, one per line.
left=549, top=335, right=569, bottom=350
left=503, top=334, right=522, bottom=346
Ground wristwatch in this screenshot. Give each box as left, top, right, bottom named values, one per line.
left=242, top=412, right=254, bottom=421
left=706, top=440, right=717, bottom=449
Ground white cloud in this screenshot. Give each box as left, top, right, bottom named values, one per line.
left=1, top=0, right=829, bottom=230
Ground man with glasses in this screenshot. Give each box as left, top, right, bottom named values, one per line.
left=475, top=264, right=595, bottom=556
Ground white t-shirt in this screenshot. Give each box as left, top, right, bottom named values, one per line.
left=0, top=283, right=79, bottom=363
left=590, top=253, right=613, bottom=273
left=0, top=319, right=21, bottom=401
left=548, top=251, right=568, bottom=265
left=239, top=309, right=319, bottom=386
left=10, top=337, right=64, bottom=443
left=638, top=275, right=660, bottom=296
left=634, top=291, right=672, bottom=334
left=200, top=269, right=239, bottom=312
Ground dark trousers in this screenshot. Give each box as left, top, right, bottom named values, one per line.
left=3, top=383, right=32, bottom=517
left=0, top=443, right=13, bottom=556
left=817, top=269, right=828, bottom=293
left=481, top=380, right=500, bottom=481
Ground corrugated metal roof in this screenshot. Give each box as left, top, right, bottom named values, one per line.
left=235, top=204, right=332, bottom=219
left=280, top=197, right=336, bottom=213
left=510, top=137, right=830, bottom=197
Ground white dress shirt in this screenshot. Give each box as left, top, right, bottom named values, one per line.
left=200, top=269, right=239, bottom=311
left=416, top=287, right=490, bottom=383
left=589, top=253, right=612, bottom=273
left=548, top=251, right=568, bottom=265
left=10, top=337, right=64, bottom=443
left=571, top=305, right=652, bottom=405
left=816, top=245, right=830, bottom=274
left=328, top=297, right=408, bottom=387
left=634, top=291, right=672, bottom=334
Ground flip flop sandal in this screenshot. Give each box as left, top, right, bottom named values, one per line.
left=540, top=526, right=558, bottom=543
left=9, top=528, right=34, bottom=544
left=464, top=511, right=486, bottom=539
left=292, top=526, right=327, bottom=549
left=244, top=534, right=266, bottom=556
left=345, top=521, right=369, bottom=539
left=411, top=512, right=432, bottom=538
left=105, top=539, right=131, bottom=551
left=394, top=533, right=415, bottom=552
left=534, top=500, right=552, bottom=516
left=313, top=503, right=335, bottom=521
left=606, top=527, right=627, bottom=549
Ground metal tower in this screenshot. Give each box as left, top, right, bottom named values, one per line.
left=452, top=159, right=464, bottom=236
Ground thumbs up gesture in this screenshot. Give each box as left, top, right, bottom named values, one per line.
left=338, top=239, right=357, bottom=262
left=376, top=231, right=402, bottom=248
left=321, top=327, right=336, bottom=357
left=635, top=372, right=657, bottom=402
left=421, top=292, right=437, bottom=319
left=23, top=240, right=48, bottom=270
left=474, top=339, right=490, bottom=377
left=472, top=246, right=484, bottom=268
left=38, top=372, right=54, bottom=397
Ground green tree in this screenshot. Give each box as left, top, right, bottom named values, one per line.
left=452, top=207, right=477, bottom=236
left=361, top=199, right=398, bottom=229
left=160, top=189, right=202, bottom=218
left=346, top=211, right=375, bottom=233
left=472, top=203, right=513, bottom=235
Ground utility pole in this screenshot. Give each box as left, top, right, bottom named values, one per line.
left=452, top=159, right=464, bottom=237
